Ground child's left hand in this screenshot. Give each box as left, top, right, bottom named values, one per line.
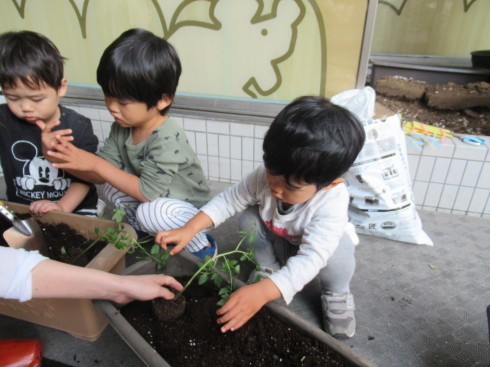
left=30, top=200, right=64, bottom=216
left=216, top=279, right=281, bottom=332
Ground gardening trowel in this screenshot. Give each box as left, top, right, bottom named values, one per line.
left=0, top=201, right=48, bottom=254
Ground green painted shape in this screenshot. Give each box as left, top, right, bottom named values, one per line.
left=242, top=0, right=310, bottom=98
left=67, top=0, right=90, bottom=39
left=10, top=0, right=27, bottom=18
left=151, top=0, right=222, bottom=39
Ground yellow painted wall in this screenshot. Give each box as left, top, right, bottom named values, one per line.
left=373, top=0, right=490, bottom=56
left=0, top=0, right=369, bottom=100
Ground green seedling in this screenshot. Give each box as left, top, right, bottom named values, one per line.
left=177, top=225, right=258, bottom=306
left=75, top=207, right=170, bottom=269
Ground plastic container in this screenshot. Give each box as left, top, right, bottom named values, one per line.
left=0, top=202, right=134, bottom=341
left=471, top=50, right=490, bottom=69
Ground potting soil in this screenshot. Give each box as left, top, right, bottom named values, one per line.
left=121, top=279, right=348, bottom=367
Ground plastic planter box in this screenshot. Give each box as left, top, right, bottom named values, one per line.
left=96, top=253, right=375, bottom=367
left=0, top=202, right=134, bottom=341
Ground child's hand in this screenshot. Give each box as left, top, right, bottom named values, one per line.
left=30, top=200, right=64, bottom=216
left=155, top=228, right=195, bottom=255
left=216, top=280, right=281, bottom=332
left=36, top=120, right=73, bottom=162
left=48, top=140, right=97, bottom=172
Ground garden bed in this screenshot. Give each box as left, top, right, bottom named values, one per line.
left=96, top=257, right=375, bottom=367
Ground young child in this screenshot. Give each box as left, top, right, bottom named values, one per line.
left=155, top=96, right=366, bottom=339
left=48, top=29, right=214, bottom=258
left=0, top=30, right=99, bottom=216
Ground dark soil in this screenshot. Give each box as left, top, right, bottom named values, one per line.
left=121, top=278, right=348, bottom=367
left=374, top=77, right=490, bottom=135
left=0, top=214, right=107, bottom=267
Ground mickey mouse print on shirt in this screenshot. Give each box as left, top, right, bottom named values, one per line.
left=11, top=140, right=70, bottom=202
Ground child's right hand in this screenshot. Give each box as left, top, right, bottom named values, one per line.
left=155, top=228, right=195, bottom=256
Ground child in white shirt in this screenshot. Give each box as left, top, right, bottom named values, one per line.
left=155, top=96, right=366, bottom=339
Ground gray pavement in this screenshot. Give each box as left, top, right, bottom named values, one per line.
left=0, top=181, right=489, bottom=366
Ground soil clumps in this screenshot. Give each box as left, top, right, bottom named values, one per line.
left=374, top=76, right=490, bottom=135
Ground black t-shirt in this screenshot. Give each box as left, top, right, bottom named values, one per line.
left=0, top=104, right=99, bottom=215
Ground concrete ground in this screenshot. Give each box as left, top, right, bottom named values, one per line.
left=0, top=181, right=489, bottom=366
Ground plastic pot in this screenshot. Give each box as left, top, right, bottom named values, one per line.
left=471, top=50, right=490, bottom=69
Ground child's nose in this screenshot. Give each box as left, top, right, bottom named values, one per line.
left=270, top=185, right=283, bottom=196
left=20, top=101, right=33, bottom=112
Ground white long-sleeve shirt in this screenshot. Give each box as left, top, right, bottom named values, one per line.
left=0, top=247, right=47, bottom=301
left=201, top=165, right=358, bottom=304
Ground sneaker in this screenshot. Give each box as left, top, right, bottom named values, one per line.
left=191, top=234, right=218, bottom=261
left=321, top=293, right=356, bottom=339
left=96, top=199, right=106, bottom=217
left=247, top=266, right=274, bottom=284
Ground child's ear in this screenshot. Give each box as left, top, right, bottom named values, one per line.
left=156, top=94, right=173, bottom=112
left=320, top=178, right=345, bottom=191
left=57, top=78, right=68, bottom=98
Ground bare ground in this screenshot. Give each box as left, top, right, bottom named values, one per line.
left=374, top=77, right=490, bottom=136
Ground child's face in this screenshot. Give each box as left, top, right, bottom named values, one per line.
left=3, top=79, right=66, bottom=125
left=104, top=96, right=171, bottom=129
left=265, top=170, right=343, bottom=206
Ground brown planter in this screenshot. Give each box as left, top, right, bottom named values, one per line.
left=96, top=253, right=375, bottom=367
left=0, top=202, right=134, bottom=341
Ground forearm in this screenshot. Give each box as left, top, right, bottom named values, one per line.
left=93, top=159, right=148, bottom=202
left=57, top=182, right=90, bottom=212
left=31, top=259, right=125, bottom=299
left=183, top=211, right=215, bottom=235
left=64, top=169, right=105, bottom=184
left=259, top=278, right=282, bottom=302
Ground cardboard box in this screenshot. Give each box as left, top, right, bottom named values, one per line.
left=0, top=202, right=134, bottom=341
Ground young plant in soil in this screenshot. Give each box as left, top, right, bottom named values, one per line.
left=75, top=208, right=170, bottom=269
left=152, top=226, right=258, bottom=322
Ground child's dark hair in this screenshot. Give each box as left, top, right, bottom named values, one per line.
left=97, top=28, right=181, bottom=115
left=263, top=96, right=365, bottom=189
left=0, top=30, right=65, bottom=90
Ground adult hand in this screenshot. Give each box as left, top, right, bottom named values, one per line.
left=30, top=200, right=64, bottom=216
left=113, top=274, right=184, bottom=304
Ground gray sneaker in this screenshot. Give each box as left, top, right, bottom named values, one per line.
left=321, top=293, right=356, bottom=339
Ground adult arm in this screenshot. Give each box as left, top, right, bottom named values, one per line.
left=30, top=259, right=183, bottom=303
left=0, top=247, right=182, bottom=303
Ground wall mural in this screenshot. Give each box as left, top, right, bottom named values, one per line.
left=379, top=0, right=481, bottom=16
left=3, top=0, right=368, bottom=101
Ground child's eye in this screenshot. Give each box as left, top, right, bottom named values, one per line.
left=32, top=98, right=45, bottom=102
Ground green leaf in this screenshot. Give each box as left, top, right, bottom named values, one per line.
left=198, top=273, right=208, bottom=285
left=429, top=264, right=437, bottom=269
left=151, top=244, right=160, bottom=255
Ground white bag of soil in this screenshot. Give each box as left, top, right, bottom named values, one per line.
left=332, top=87, right=433, bottom=246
